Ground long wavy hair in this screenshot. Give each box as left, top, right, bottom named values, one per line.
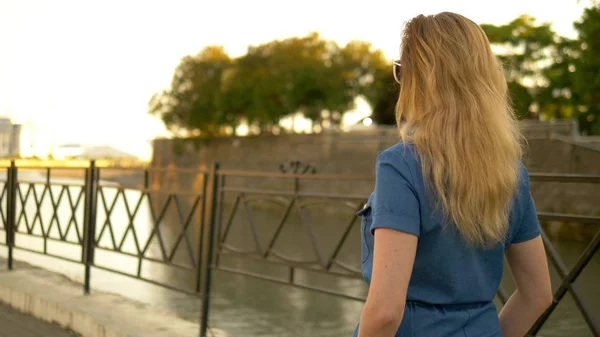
left=396, top=12, right=523, bottom=247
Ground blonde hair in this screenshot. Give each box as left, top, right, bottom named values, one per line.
left=396, top=12, right=523, bottom=247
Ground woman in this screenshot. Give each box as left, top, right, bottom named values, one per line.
left=355, top=12, right=552, bottom=337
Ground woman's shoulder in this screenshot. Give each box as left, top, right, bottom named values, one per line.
left=516, top=161, right=531, bottom=189
left=378, top=141, right=419, bottom=166
left=375, top=141, right=421, bottom=185
left=514, top=161, right=534, bottom=205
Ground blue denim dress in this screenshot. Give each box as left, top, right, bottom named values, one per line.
left=354, top=142, right=541, bottom=337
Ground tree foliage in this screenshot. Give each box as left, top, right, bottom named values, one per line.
left=150, top=33, right=391, bottom=136
left=481, top=15, right=561, bottom=119
left=482, top=6, right=600, bottom=134
left=151, top=5, right=600, bottom=136
left=572, top=5, right=600, bottom=135
left=149, top=47, right=232, bottom=136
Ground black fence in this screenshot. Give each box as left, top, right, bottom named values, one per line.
left=0, top=161, right=598, bottom=337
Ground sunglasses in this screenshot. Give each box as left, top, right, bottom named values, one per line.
left=393, top=60, right=401, bottom=84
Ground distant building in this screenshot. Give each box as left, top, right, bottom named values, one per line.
left=51, top=144, right=85, bottom=160
left=0, top=118, right=21, bottom=157
left=51, top=144, right=139, bottom=160
left=81, top=145, right=139, bottom=160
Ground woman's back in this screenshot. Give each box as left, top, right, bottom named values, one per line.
left=356, top=143, right=541, bottom=336
left=354, top=12, right=552, bottom=337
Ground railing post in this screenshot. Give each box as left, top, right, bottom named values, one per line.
left=143, top=169, right=149, bottom=190
left=6, top=161, right=17, bottom=270
left=195, top=170, right=209, bottom=294
left=200, top=162, right=219, bottom=337
left=82, top=160, right=98, bottom=295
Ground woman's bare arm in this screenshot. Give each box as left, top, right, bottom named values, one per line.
left=499, top=236, right=553, bottom=337
left=358, top=228, right=418, bottom=337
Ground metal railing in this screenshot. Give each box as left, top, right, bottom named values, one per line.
left=0, top=160, right=598, bottom=337
left=527, top=173, right=600, bottom=337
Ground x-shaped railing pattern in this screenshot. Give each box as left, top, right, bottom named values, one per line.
left=14, top=181, right=85, bottom=244
left=214, top=173, right=600, bottom=337
left=0, top=182, right=7, bottom=233
left=95, top=186, right=205, bottom=269
left=218, top=193, right=365, bottom=278
left=1, top=164, right=211, bottom=294
left=529, top=217, right=600, bottom=336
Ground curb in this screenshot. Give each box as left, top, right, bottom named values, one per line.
left=0, top=285, right=120, bottom=337
left=0, top=261, right=229, bottom=337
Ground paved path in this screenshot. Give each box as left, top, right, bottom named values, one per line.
left=0, top=303, right=76, bottom=337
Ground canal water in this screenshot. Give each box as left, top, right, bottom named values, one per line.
left=1, top=174, right=598, bottom=337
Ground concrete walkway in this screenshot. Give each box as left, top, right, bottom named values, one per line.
left=0, top=258, right=229, bottom=337
left=0, top=302, right=76, bottom=337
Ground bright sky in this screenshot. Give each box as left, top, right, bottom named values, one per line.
left=0, top=0, right=589, bottom=160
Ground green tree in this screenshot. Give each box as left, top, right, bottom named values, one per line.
left=482, top=7, right=600, bottom=135
left=481, top=15, right=558, bottom=119
left=572, top=5, right=600, bottom=135
left=223, top=33, right=356, bottom=130
left=261, top=33, right=354, bottom=124
left=151, top=33, right=385, bottom=135
left=534, top=37, right=580, bottom=121
left=152, top=8, right=600, bottom=136
left=149, top=46, right=232, bottom=136
left=338, top=41, right=397, bottom=125
left=367, top=63, right=398, bottom=125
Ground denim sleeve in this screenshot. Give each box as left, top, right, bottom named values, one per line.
left=370, top=150, right=421, bottom=237
left=511, top=166, right=542, bottom=244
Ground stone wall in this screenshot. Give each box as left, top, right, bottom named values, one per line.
left=524, top=137, right=600, bottom=240
left=152, top=131, right=397, bottom=175
left=151, top=121, right=597, bottom=176
left=525, top=138, right=600, bottom=174
left=150, top=123, right=600, bottom=240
